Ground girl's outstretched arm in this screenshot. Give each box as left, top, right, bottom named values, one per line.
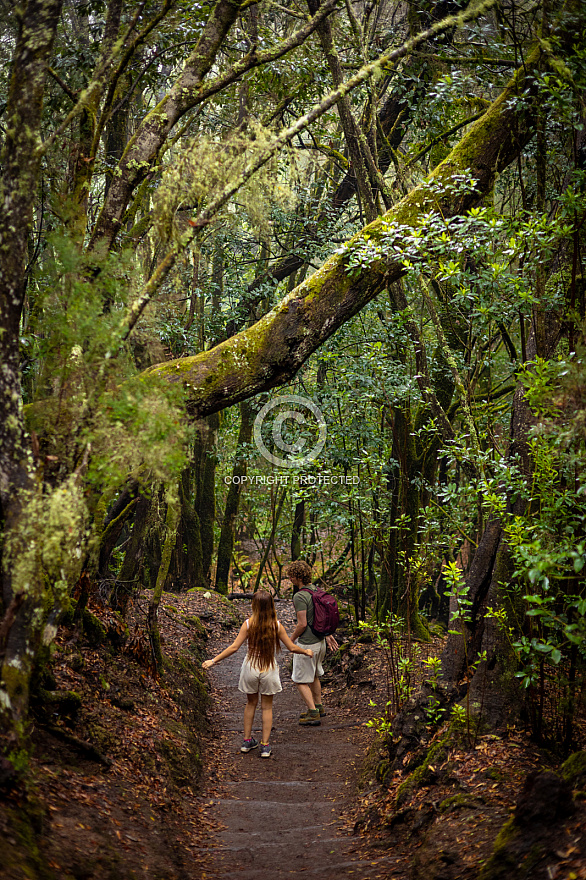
left=277, top=622, right=313, bottom=657
left=202, top=621, right=248, bottom=669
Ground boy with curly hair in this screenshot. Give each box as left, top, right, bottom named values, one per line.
left=286, top=560, right=338, bottom=725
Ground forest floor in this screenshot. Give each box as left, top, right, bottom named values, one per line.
left=201, top=596, right=392, bottom=880
left=2, top=586, right=586, bottom=880
left=199, top=591, right=586, bottom=880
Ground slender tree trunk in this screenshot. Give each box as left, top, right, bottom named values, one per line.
left=215, top=402, right=254, bottom=594
left=148, top=491, right=179, bottom=670
left=199, top=413, right=219, bottom=583
left=113, top=493, right=150, bottom=616
left=290, top=499, right=306, bottom=561
left=253, top=487, right=288, bottom=592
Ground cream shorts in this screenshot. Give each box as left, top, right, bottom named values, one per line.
left=292, top=639, right=326, bottom=684
left=238, top=655, right=282, bottom=696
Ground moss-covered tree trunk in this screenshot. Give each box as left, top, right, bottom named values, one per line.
left=197, top=414, right=219, bottom=585
left=148, top=491, right=179, bottom=670
left=0, top=0, right=64, bottom=735
left=378, top=404, right=435, bottom=640
left=215, top=401, right=254, bottom=594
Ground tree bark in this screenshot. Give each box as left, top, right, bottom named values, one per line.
left=0, top=0, right=64, bottom=731
left=113, top=493, right=150, bottom=616
left=198, top=414, right=219, bottom=584
left=144, top=47, right=542, bottom=417
left=148, top=491, right=179, bottom=670
left=290, top=499, right=306, bottom=561
left=215, top=402, right=254, bottom=594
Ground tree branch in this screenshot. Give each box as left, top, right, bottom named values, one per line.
left=138, top=38, right=541, bottom=418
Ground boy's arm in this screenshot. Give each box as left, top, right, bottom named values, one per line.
left=290, top=592, right=309, bottom=641
left=277, top=622, right=312, bottom=656
left=202, top=621, right=248, bottom=669
left=290, top=607, right=307, bottom=642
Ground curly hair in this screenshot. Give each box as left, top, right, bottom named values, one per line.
left=286, top=560, right=313, bottom=585
left=247, top=591, right=280, bottom=670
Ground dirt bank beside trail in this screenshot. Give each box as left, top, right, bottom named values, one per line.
left=201, top=597, right=401, bottom=880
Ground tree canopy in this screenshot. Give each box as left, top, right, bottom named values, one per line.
left=1, top=0, right=586, bottom=766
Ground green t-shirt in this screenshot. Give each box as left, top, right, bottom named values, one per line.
left=293, top=586, right=321, bottom=645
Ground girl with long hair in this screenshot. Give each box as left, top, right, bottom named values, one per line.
left=202, top=591, right=313, bottom=758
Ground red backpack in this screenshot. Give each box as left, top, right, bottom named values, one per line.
left=300, top=587, right=340, bottom=638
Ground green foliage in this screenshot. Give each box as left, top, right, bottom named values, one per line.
left=87, top=376, right=190, bottom=491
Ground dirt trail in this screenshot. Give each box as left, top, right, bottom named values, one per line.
left=203, top=599, right=397, bottom=880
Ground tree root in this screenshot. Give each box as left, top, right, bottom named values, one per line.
left=44, top=724, right=113, bottom=768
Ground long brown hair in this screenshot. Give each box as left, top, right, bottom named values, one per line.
left=247, top=591, right=280, bottom=670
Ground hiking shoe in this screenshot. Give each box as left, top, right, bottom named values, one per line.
left=315, top=703, right=327, bottom=717
left=260, top=743, right=272, bottom=758
left=240, top=737, right=259, bottom=752
left=299, top=709, right=321, bottom=726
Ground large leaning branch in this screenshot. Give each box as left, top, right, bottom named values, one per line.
left=143, top=43, right=540, bottom=417
left=114, top=0, right=500, bottom=346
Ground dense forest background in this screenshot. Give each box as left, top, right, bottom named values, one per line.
left=1, top=0, right=586, bottom=789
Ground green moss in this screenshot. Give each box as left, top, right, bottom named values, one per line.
left=484, top=766, right=506, bottom=782
left=1, top=659, right=32, bottom=727
left=478, top=818, right=518, bottom=880
left=158, top=730, right=201, bottom=788
left=183, top=615, right=208, bottom=639
left=85, top=719, right=117, bottom=755
left=480, top=820, right=546, bottom=880
left=395, top=728, right=451, bottom=808
left=439, top=793, right=482, bottom=813
left=81, top=609, right=106, bottom=646
left=409, top=612, right=432, bottom=643
left=560, top=751, right=586, bottom=788
left=36, top=688, right=82, bottom=716
left=0, top=798, right=56, bottom=880
left=58, top=597, right=76, bottom=627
